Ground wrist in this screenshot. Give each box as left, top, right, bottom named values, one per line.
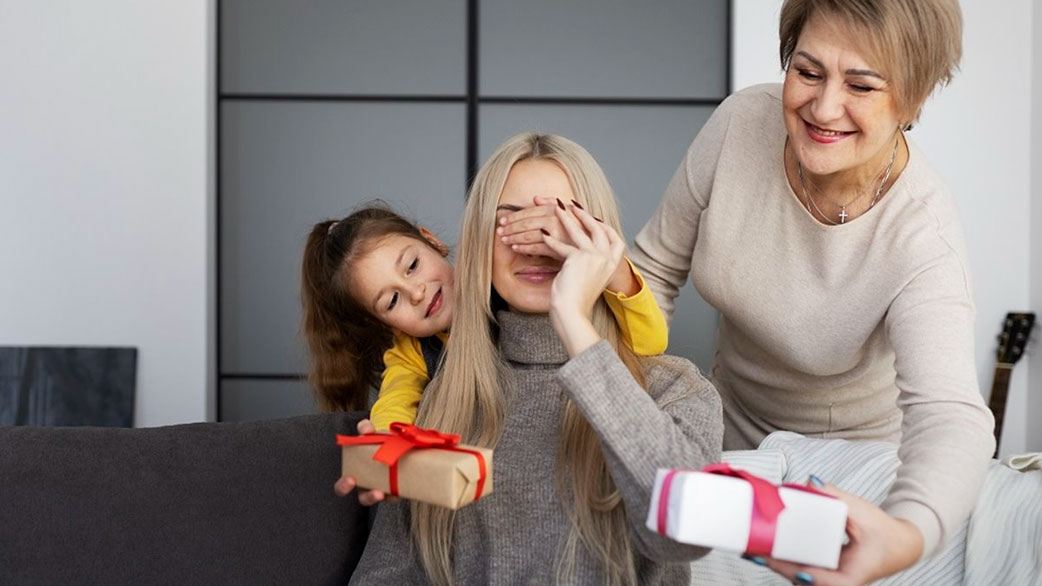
left=549, top=305, right=601, bottom=357
left=605, top=257, right=639, bottom=296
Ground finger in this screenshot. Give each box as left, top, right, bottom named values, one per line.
left=498, top=214, right=560, bottom=238
left=334, top=476, right=356, bottom=497
left=499, top=201, right=557, bottom=228
left=500, top=227, right=550, bottom=247
left=541, top=231, right=578, bottom=260
left=357, top=419, right=375, bottom=434
left=568, top=202, right=617, bottom=251
left=554, top=199, right=593, bottom=249
left=510, top=242, right=564, bottom=260
left=358, top=489, right=386, bottom=506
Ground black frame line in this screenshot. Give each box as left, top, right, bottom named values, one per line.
left=215, top=0, right=734, bottom=420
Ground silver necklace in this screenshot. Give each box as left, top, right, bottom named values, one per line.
left=797, top=136, right=899, bottom=225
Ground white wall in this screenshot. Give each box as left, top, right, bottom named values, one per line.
left=732, top=0, right=1037, bottom=454
left=1030, top=2, right=1042, bottom=451
left=0, top=1, right=213, bottom=426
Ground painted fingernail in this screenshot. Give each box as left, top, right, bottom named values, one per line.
left=795, top=571, right=814, bottom=584
left=808, top=474, right=824, bottom=488
left=540, top=228, right=550, bottom=236
left=556, top=198, right=566, bottom=210
left=571, top=199, right=584, bottom=210
left=740, top=554, right=768, bottom=566
left=595, top=217, right=604, bottom=223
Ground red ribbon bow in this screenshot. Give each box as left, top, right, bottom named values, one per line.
left=655, top=463, right=833, bottom=557
left=336, top=422, right=487, bottom=502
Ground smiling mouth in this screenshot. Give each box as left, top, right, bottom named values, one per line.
left=515, top=266, right=559, bottom=283
left=425, top=288, right=443, bottom=318
left=806, top=120, right=855, bottom=137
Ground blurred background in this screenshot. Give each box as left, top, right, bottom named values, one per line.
left=1, top=0, right=1039, bottom=457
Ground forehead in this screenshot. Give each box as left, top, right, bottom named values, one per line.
left=346, top=234, right=417, bottom=294
left=796, top=12, right=880, bottom=70
left=498, top=159, right=573, bottom=208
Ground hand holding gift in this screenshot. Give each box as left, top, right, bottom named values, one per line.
left=763, top=480, right=924, bottom=586
left=647, top=463, right=848, bottom=569
left=336, top=421, right=493, bottom=510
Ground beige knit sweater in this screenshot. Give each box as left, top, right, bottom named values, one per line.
left=632, top=83, right=994, bottom=558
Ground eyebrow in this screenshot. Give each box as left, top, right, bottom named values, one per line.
left=795, top=51, right=883, bottom=79
left=496, top=204, right=524, bottom=213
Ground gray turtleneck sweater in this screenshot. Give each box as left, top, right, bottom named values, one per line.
left=348, top=311, right=723, bottom=585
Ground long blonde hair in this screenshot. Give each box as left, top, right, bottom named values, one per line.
left=411, top=133, right=649, bottom=586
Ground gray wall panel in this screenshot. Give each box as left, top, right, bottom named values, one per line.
left=221, top=101, right=466, bottom=375
left=480, top=0, right=728, bottom=98
left=220, top=379, right=317, bottom=422
left=221, top=0, right=467, bottom=95
left=479, top=104, right=719, bottom=371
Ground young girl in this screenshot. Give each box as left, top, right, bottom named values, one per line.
left=301, top=202, right=669, bottom=430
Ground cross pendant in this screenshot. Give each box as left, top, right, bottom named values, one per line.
left=838, top=207, right=849, bottom=223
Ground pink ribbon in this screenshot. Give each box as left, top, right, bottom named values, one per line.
left=654, top=463, right=833, bottom=556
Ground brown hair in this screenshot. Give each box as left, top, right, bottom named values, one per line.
left=779, top=0, right=962, bottom=124
left=300, top=204, right=433, bottom=411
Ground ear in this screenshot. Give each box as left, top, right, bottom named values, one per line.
left=418, top=227, right=450, bottom=257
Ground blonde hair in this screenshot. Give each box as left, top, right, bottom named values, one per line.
left=779, top=0, right=962, bottom=125
left=410, top=132, right=648, bottom=586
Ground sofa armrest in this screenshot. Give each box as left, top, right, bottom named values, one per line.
left=0, top=412, right=370, bottom=586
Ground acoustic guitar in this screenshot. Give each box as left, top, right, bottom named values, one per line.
left=987, top=311, right=1035, bottom=456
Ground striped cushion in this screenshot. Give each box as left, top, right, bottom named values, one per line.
left=690, top=431, right=968, bottom=585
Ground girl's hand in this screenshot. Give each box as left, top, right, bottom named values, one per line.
left=333, top=418, right=400, bottom=506
left=762, top=479, right=923, bottom=586
left=541, top=200, right=626, bottom=357
left=499, top=196, right=638, bottom=295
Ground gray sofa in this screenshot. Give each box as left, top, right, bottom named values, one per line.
left=0, top=412, right=371, bottom=586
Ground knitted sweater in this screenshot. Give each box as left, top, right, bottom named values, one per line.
left=349, top=311, right=723, bottom=585
left=631, top=83, right=994, bottom=557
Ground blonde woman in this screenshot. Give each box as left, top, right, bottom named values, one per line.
left=630, top=0, right=992, bottom=584
left=340, top=132, right=723, bottom=585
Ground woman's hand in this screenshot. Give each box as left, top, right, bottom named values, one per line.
left=498, top=196, right=638, bottom=296
left=541, top=199, right=626, bottom=357
left=763, top=479, right=923, bottom=586
left=333, top=418, right=400, bottom=506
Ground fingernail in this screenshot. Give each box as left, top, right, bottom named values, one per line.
left=595, top=217, right=604, bottom=223
left=540, top=228, right=550, bottom=236
left=795, top=571, right=814, bottom=584
left=556, top=198, right=566, bottom=210
left=740, top=554, right=767, bottom=566
left=808, top=474, right=824, bottom=488
left=571, top=199, right=584, bottom=210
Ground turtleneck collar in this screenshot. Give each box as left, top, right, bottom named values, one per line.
left=495, top=310, right=569, bottom=366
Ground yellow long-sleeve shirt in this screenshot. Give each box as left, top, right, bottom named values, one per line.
left=370, top=262, right=668, bottom=430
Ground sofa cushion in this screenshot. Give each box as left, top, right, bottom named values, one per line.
left=0, top=412, right=370, bottom=586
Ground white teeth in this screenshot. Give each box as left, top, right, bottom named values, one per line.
left=811, top=124, right=846, bottom=136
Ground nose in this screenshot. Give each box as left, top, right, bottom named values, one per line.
left=408, top=281, right=426, bottom=304
left=810, top=80, right=845, bottom=124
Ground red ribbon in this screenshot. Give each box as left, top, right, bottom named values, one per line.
left=336, top=422, right=488, bottom=503
left=654, top=463, right=834, bottom=556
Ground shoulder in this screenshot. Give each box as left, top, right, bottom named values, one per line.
left=384, top=333, right=424, bottom=361
left=713, top=83, right=783, bottom=126
left=876, top=141, right=971, bottom=283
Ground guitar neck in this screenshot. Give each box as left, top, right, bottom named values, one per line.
left=988, top=363, right=1014, bottom=451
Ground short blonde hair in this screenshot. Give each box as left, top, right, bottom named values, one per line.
left=779, top=0, right=962, bottom=124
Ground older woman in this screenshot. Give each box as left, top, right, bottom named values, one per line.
left=339, top=132, right=723, bottom=585
left=630, top=0, right=992, bottom=584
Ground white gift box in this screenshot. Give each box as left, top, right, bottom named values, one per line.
left=646, top=466, right=848, bottom=569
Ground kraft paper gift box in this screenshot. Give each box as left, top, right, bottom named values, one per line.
left=337, top=422, right=493, bottom=510
left=646, top=463, right=848, bottom=569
